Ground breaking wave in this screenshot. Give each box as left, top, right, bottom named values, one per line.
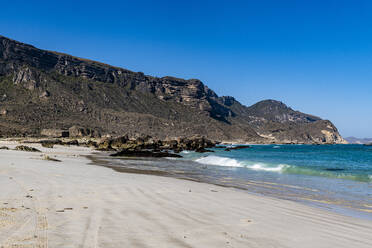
left=195, top=156, right=243, bottom=168
left=195, top=155, right=287, bottom=172
left=194, top=155, right=372, bottom=182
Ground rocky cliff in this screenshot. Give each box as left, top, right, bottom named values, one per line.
left=0, top=35, right=346, bottom=143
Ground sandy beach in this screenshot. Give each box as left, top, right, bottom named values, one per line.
left=0, top=140, right=371, bottom=248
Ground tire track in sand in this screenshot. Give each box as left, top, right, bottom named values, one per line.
left=0, top=175, right=48, bottom=248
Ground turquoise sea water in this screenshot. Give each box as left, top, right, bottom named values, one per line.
left=101, top=144, right=372, bottom=220
left=189, top=144, right=372, bottom=183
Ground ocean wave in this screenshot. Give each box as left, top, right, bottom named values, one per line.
left=195, top=155, right=287, bottom=172
left=194, top=155, right=372, bottom=182
left=195, top=156, right=243, bottom=167
left=250, top=163, right=287, bottom=172
left=283, top=167, right=372, bottom=182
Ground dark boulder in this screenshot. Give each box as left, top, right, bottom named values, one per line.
left=40, top=139, right=63, bottom=148
left=195, top=148, right=215, bottom=153
left=63, top=140, right=79, bottom=146
left=15, top=145, right=41, bottom=152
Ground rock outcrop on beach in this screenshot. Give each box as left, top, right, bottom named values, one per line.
left=98, top=135, right=216, bottom=152
left=0, top=35, right=346, bottom=144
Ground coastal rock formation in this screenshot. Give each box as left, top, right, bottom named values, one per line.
left=14, top=145, right=41, bottom=152
left=0, top=35, right=346, bottom=144
left=68, top=125, right=100, bottom=138
left=97, top=135, right=216, bottom=153
left=41, top=129, right=69, bottom=138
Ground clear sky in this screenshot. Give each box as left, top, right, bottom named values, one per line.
left=1, top=0, right=371, bottom=137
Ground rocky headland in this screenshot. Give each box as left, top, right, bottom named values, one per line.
left=0, top=35, right=346, bottom=144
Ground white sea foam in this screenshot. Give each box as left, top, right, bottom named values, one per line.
left=195, top=155, right=287, bottom=172
left=249, top=163, right=287, bottom=172
left=195, top=156, right=243, bottom=167
left=165, top=157, right=178, bottom=160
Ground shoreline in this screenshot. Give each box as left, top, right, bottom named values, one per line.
left=0, top=140, right=371, bottom=247
left=88, top=151, right=372, bottom=221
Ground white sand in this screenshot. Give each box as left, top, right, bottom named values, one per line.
left=0, top=140, right=371, bottom=248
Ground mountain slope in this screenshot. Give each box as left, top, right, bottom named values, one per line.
left=345, top=137, right=372, bottom=144
left=0, top=35, right=346, bottom=143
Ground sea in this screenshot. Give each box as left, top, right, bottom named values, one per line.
left=95, top=144, right=372, bottom=220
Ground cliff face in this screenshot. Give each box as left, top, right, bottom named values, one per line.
left=0, top=35, right=346, bottom=143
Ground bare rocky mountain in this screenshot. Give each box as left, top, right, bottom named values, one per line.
left=345, top=137, right=372, bottom=144
left=0, top=35, right=346, bottom=143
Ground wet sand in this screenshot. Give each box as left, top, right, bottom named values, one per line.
left=0, top=140, right=371, bottom=247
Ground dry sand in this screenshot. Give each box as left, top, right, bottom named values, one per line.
left=0, top=140, right=371, bottom=248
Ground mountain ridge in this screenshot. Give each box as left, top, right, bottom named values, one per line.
left=0, top=35, right=346, bottom=144
left=345, top=137, right=372, bottom=144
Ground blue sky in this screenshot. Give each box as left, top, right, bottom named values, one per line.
left=1, top=0, right=371, bottom=137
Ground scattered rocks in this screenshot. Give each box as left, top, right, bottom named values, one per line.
left=39, top=90, right=50, bottom=98
left=42, top=155, right=61, bottom=162
left=63, top=140, right=79, bottom=146
left=15, top=145, right=41, bottom=152
left=40, top=139, right=93, bottom=148
left=1, top=109, right=7, bottom=115
left=41, top=143, right=54, bottom=148
left=164, top=137, right=216, bottom=151
left=98, top=135, right=217, bottom=153
left=39, top=139, right=87, bottom=148
left=195, top=148, right=214, bottom=153
left=85, top=140, right=98, bottom=148
left=41, top=129, right=69, bottom=138
left=97, top=135, right=218, bottom=158
left=0, top=146, right=9, bottom=150
left=40, top=139, right=62, bottom=148
left=69, top=125, right=100, bottom=138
